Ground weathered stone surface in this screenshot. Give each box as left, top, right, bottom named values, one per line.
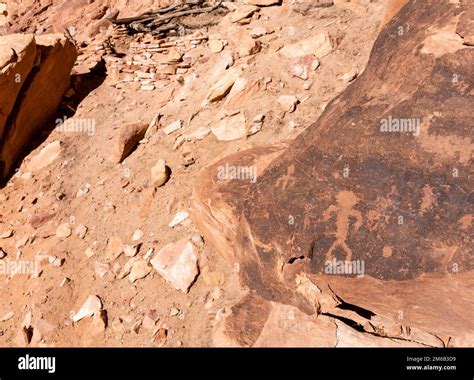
left=56, top=222, right=72, bottom=238
left=163, top=120, right=183, bottom=135
left=193, top=0, right=474, bottom=346
left=26, top=140, right=61, bottom=172
left=238, top=34, right=261, bottom=58
left=334, top=320, right=424, bottom=348
left=289, top=55, right=319, bottom=80
left=105, top=235, right=124, bottom=262
left=150, top=159, right=170, bottom=187
left=31, top=317, right=56, bottom=345
left=253, top=303, right=337, bottom=347
left=129, top=260, right=152, bottom=283
left=0, top=3, right=7, bottom=26
left=279, top=32, right=333, bottom=59
left=184, top=127, right=211, bottom=141
left=72, top=295, right=103, bottom=323
left=230, top=5, right=259, bottom=23
left=213, top=293, right=338, bottom=347
left=209, top=39, right=224, bottom=53
left=213, top=293, right=272, bottom=347
left=110, top=123, right=148, bottom=163
left=151, top=239, right=199, bottom=293
left=0, top=34, right=36, bottom=137
left=0, top=33, right=77, bottom=180
left=243, top=0, right=282, bottom=6
left=380, top=0, right=409, bottom=28
left=211, top=113, right=247, bottom=142
left=277, top=95, right=299, bottom=113
left=223, top=78, right=262, bottom=114
left=205, top=67, right=243, bottom=104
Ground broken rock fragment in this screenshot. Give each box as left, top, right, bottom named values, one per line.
left=124, top=244, right=139, bottom=257
left=151, top=159, right=170, bottom=187
left=0, top=311, right=14, bottom=322
left=211, top=113, right=247, bottom=142
left=26, top=141, right=62, bottom=172
left=0, top=229, right=13, bottom=239
left=280, top=32, right=333, bottom=59
left=129, top=260, right=152, bottom=283
left=209, top=39, right=224, bottom=53
left=185, top=127, right=211, bottom=141
left=15, top=327, right=33, bottom=346
left=289, top=55, right=319, bottom=80
left=105, top=235, right=124, bottom=261
left=132, top=229, right=144, bottom=242
left=110, top=123, right=148, bottom=163
left=277, top=95, right=299, bottom=113
left=32, top=317, right=56, bottom=344
left=72, top=295, right=103, bottom=323
left=75, top=224, right=88, bottom=239
left=169, top=210, right=190, bottom=228
left=163, top=120, right=183, bottom=135
left=56, top=223, right=72, bottom=238
left=238, top=35, right=261, bottom=58
left=151, top=239, right=199, bottom=293
left=340, top=68, right=358, bottom=83
left=90, top=310, right=108, bottom=336
left=205, top=67, right=243, bottom=104
left=230, top=5, right=259, bottom=23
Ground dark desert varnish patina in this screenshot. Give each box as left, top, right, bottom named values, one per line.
left=192, top=0, right=474, bottom=346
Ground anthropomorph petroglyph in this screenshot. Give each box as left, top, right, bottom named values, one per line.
left=275, top=165, right=296, bottom=190
left=323, top=191, right=362, bottom=262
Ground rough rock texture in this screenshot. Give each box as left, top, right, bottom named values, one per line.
left=192, top=0, right=474, bottom=346
left=380, top=0, right=409, bottom=28
left=110, top=123, right=148, bottom=164
left=213, top=293, right=338, bottom=347
left=26, top=140, right=62, bottom=172
left=1, top=0, right=177, bottom=39
left=151, top=239, right=200, bottom=293
left=0, top=33, right=77, bottom=180
left=0, top=3, right=7, bottom=26
left=0, top=34, right=36, bottom=139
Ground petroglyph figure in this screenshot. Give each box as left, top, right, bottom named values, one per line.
left=275, top=165, right=296, bottom=190
left=323, top=191, right=362, bottom=262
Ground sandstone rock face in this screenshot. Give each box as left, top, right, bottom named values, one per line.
left=0, top=34, right=36, bottom=139
left=214, top=293, right=337, bottom=347
left=380, top=0, right=410, bottom=28
left=192, top=0, right=474, bottom=346
left=0, top=33, right=77, bottom=180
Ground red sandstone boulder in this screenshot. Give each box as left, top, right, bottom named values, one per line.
left=0, top=33, right=77, bottom=180
left=192, top=0, right=474, bottom=347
